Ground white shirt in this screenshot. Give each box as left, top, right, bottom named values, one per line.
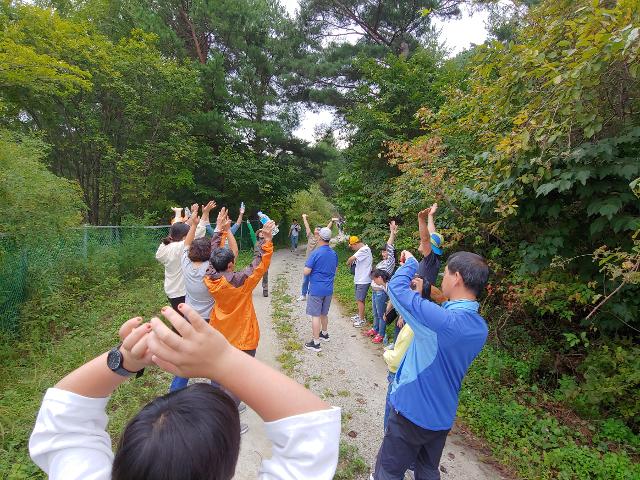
left=30, top=388, right=341, bottom=480
left=353, top=244, right=373, bottom=285
left=155, top=223, right=205, bottom=298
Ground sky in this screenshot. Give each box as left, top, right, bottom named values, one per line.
left=280, top=1, right=490, bottom=143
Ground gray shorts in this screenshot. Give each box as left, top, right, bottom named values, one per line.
left=306, top=295, right=333, bottom=317
left=355, top=283, right=370, bottom=302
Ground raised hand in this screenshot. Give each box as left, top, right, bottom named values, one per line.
left=240, top=203, right=245, bottom=215
left=221, top=214, right=232, bottom=231
left=119, top=317, right=143, bottom=341
left=190, top=209, right=200, bottom=226
left=400, top=250, right=415, bottom=264
left=389, top=220, right=398, bottom=235
left=418, top=208, right=430, bottom=219
left=202, top=200, right=216, bottom=213
left=190, top=203, right=199, bottom=216
left=148, top=305, right=231, bottom=380
left=428, top=203, right=438, bottom=216
left=262, top=220, right=276, bottom=241
left=216, top=207, right=228, bottom=231
left=120, top=319, right=154, bottom=373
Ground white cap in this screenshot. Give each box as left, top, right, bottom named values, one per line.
left=319, top=227, right=332, bottom=241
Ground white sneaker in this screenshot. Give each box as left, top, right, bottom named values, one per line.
left=297, top=295, right=306, bottom=301
left=350, top=314, right=360, bottom=320
left=353, top=319, right=365, bottom=327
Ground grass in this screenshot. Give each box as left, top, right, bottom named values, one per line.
left=334, top=441, right=369, bottom=480
left=0, top=269, right=171, bottom=479
left=0, top=248, right=256, bottom=480
left=270, top=274, right=302, bottom=376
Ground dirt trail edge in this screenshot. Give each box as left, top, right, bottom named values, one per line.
left=232, top=249, right=509, bottom=480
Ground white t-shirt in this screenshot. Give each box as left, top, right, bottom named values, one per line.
left=30, top=388, right=341, bottom=480
left=353, top=244, right=373, bottom=285
left=155, top=223, right=205, bottom=298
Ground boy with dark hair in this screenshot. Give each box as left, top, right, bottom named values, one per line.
left=371, top=249, right=489, bottom=480
left=204, top=209, right=274, bottom=358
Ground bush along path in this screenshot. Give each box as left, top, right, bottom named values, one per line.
left=264, top=249, right=508, bottom=480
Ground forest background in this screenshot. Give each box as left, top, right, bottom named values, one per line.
left=0, top=0, right=639, bottom=478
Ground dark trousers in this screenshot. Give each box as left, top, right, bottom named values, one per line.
left=373, top=409, right=449, bottom=480
left=167, top=296, right=186, bottom=315
left=262, top=270, right=268, bottom=292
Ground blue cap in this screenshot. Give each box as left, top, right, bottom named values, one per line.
left=430, top=232, right=443, bottom=255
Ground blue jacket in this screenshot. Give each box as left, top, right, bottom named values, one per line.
left=388, top=256, right=488, bottom=430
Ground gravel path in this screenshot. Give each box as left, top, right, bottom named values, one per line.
left=232, top=249, right=508, bottom=480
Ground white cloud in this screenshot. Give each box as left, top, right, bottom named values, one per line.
left=432, top=5, right=490, bottom=56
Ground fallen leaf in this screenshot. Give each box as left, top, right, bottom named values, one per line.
left=448, top=452, right=455, bottom=460
left=348, top=430, right=358, bottom=438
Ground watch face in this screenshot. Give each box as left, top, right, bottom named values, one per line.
left=107, top=348, right=122, bottom=370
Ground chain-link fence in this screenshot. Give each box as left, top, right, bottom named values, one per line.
left=0, top=222, right=271, bottom=334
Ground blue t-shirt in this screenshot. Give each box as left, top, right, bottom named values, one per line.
left=305, top=245, right=338, bottom=296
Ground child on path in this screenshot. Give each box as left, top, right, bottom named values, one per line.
left=168, top=200, right=217, bottom=392
left=347, top=235, right=373, bottom=327
left=365, top=221, right=398, bottom=343
left=30, top=305, right=341, bottom=480
left=156, top=204, right=206, bottom=312
left=204, top=215, right=274, bottom=360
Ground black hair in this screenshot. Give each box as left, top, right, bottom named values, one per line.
left=162, top=222, right=190, bottom=245
left=210, top=247, right=236, bottom=272
left=112, top=383, right=240, bottom=480
left=371, top=268, right=391, bottom=283
left=188, top=237, right=212, bottom=262
left=446, top=251, right=489, bottom=297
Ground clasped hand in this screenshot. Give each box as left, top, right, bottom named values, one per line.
left=117, top=304, right=231, bottom=380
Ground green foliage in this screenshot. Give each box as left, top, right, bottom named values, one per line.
left=458, top=345, right=640, bottom=479
left=0, top=1, right=93, bottom=112
left=0, top=131, right=84, bottom=240
left=556, top=342, right=640, bottom=429
left=334, top=440, right=369, bottom=480
left=287, top=184, right=338, bottom=234
left=0, top=242, right=169, bottom=478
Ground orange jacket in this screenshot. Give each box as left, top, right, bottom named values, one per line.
left=204, top=233, right=273, bottom=351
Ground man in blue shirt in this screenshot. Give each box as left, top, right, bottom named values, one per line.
left=371, top=249, right=489, bottom=480
left=303, top=227, right=339, bottom=352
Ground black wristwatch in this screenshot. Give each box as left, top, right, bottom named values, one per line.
left=107, top=345, right=145, bottom=378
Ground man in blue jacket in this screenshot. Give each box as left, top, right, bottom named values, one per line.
left=371, top=249, right=489, bottom=480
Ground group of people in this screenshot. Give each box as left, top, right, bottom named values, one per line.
left=298, top=204, right=489, bottom=480
left=29, top=200, right=490, bottom=480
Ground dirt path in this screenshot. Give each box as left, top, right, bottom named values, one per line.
left=233, top=249, right=508, bottom=480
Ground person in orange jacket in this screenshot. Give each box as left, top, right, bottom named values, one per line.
left=204, top=208, right=274, bottom=355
